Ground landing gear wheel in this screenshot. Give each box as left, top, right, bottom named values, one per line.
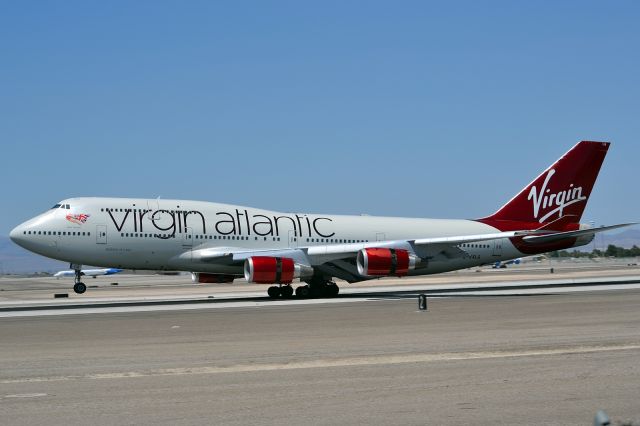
left=73, top=282, right=86, bottom=294
left=267, top=286, right=281, bottom=298
left=326, top=283, right=339, bottom=297
left=295, top=285, right=310, bottom=298
left=280, top=285, right=294, bottom=298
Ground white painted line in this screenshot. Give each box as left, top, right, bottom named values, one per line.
left=3, top=275, right=640, bottom=308
left=3, top=393, right=47, bottom=398
left=3, top=344, right=639, bottom=384
left=433, top=283, right=640, bottom=296
left=0, top=296, right=376, bottom=318
left=2, top=279, right=640, bottom=318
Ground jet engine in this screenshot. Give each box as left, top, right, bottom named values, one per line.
left=357, top=247, right=419, bottom=277
left=191, top=273, right=236, bottom=284
left=244, top=256, right=313, bottom=284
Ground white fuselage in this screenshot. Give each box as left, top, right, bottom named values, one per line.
left=10, top=197, right=524, bottom=278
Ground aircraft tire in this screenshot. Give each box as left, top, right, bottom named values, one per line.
left=267, top=286, right=281, bottom=298
left=73, top=282, right=87, bottom=294
left=295, top=285, right=310, bottom=298
left=281, top=285, right=294, bottom=298
left=327, top=283, right=339, bottom=297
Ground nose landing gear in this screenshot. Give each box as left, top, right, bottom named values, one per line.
left=72, top=265, right=86, bottom=294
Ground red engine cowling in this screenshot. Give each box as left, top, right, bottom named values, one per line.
left=356, top=248, right=417, bottom=277
left=191, top=273, right=235, bottom=284
left=244, top=257, right=296, bottom=284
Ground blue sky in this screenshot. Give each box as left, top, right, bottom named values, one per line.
left=1, top=1, right=638, bottom=235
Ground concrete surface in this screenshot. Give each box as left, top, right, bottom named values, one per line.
left=1, top=288, right=639, bottom=425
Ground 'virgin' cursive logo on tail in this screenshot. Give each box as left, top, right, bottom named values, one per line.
left=527, top=169, right=587, bottom=223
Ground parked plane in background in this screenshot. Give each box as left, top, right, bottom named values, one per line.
left=492, top=259, right=521, bottom=269
left=9, top=141, right=635, bottom=297
left=54, top=268, right=122, bottom=279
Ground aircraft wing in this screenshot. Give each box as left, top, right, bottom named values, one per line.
left=176, top=223, right=636, bottom=282
left=191, top=230, right=530, bottom=263
left=185, top=230, right=533, bottom=282
left=306, top=230, right=532, bottom=260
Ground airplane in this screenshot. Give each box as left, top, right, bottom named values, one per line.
left=53, top=267, right=122, bottom=279
left=492, top=259, right=521, bottom=268
left=9, top=141, right=635, bottom=298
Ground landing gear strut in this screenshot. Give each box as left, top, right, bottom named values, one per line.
left=72, top=265, right=86, bottom=294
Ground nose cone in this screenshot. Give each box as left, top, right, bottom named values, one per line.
left=9, top=224, right=25, bottom=247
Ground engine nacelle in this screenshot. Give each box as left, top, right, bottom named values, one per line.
left=191, top=273, right=235, bottom=284
left=357, top=248, right=418, bottom=277
left=244, top=256, right=313, bottom=284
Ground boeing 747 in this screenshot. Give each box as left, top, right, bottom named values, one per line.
left=10, top=141, right=634, bottom=297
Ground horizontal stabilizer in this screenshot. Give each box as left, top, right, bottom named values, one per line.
left=522, top=223, right=637, bottom=244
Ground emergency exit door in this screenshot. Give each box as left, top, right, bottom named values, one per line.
left=96, top=225, right=107, bottom=244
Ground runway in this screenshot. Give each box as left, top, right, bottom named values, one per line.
left=1, top=261, right=640, bottom=317
left=1, top=279, right=640, bottom=424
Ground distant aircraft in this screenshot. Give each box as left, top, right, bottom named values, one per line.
left=492, top=259, right=522, bottom=269
left=9, top=141, right=636, bottom=297
left=54, top=268, right=122, bottom=279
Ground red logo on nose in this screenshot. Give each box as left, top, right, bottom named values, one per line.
left=66, top=214, right=90, bottom=225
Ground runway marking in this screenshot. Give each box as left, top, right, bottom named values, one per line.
left=0, top=297, right=374, bottom=317
left=3, top=282, right=640, bottom=318
left=3, top=343, right=639, bottom=384
left=3, top=393, right=47, bottom=398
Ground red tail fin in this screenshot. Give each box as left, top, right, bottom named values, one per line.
left=481, top=141, right=610, bottom=225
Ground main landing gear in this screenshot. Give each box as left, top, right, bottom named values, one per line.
left=267, top=278, right=339, bottom=299
left=72, top=265, right=86, bottom=294
left=267, top=284, right=294, bottom=299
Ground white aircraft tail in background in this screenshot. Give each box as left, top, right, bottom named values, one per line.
left=54, top=268, right=122, bottom=279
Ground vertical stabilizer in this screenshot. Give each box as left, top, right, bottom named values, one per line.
left=480, top=141, right=610, bottom=225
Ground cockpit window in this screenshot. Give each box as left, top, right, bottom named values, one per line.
left=65, top=204, right=70, bottom=209
left=51, top=204, right=61, bottom=209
